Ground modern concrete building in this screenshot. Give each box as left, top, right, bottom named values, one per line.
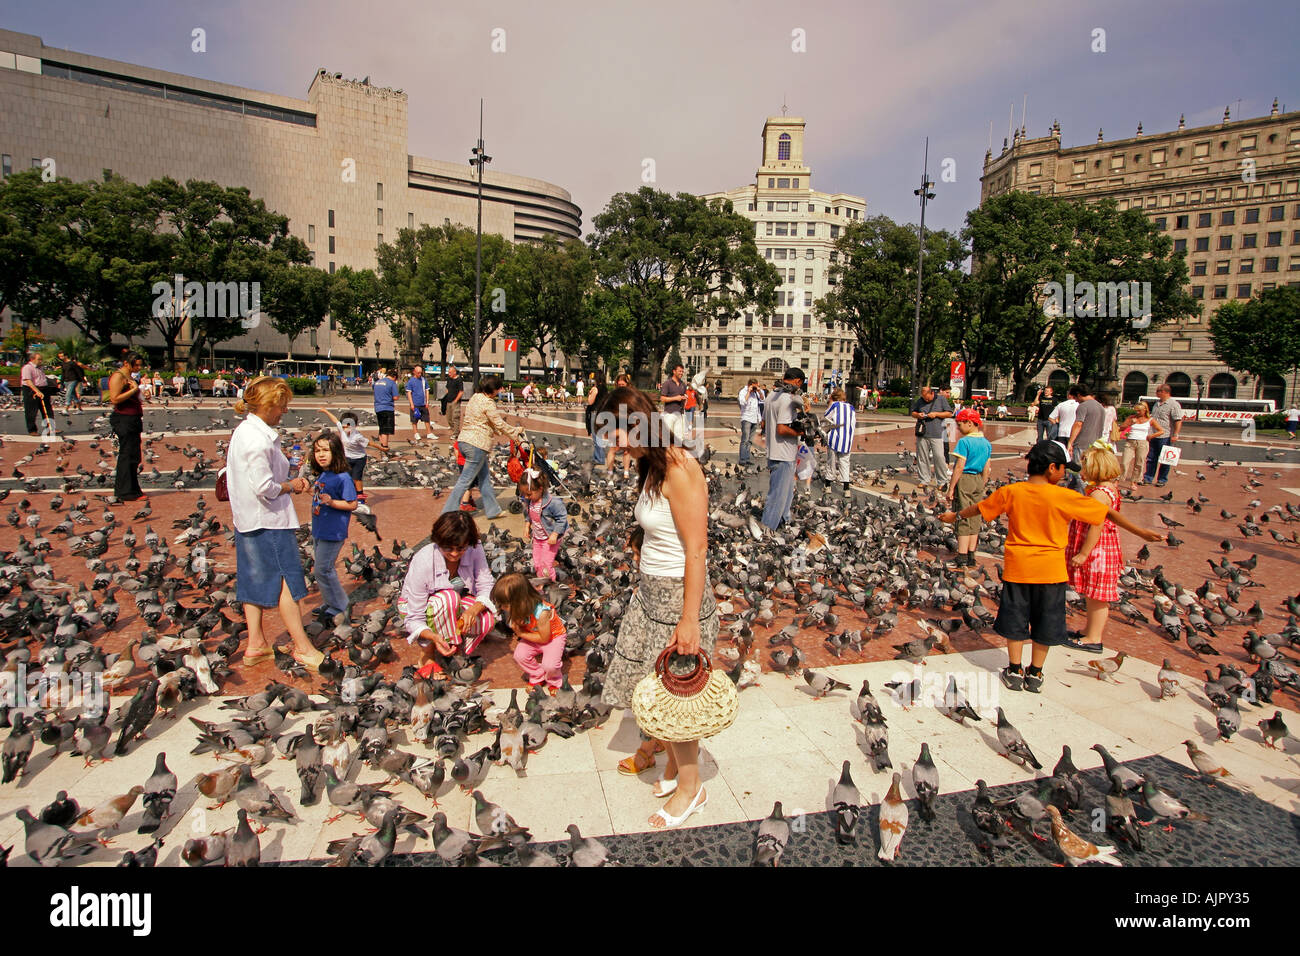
left=0, top=28, right=580, bottom=372
left=980, top=102, right=1300, bottom=406
left=691, top=116, right=865, bottom=395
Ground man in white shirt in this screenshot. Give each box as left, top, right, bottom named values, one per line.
left=996, top=403, right=1009, bottom=420
left=1286, top=406, right=1299, bottom=440
left=737, top=379, right=765, bottom=467
left=1049, top=388, right=1079, bottom=450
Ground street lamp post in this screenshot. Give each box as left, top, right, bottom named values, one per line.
left=253, top=338, right=260, bottom=375
left=469, top=100, right=492, bottom=392
left=910, top=138, right=936, bottom=397
left=1194, top=375, right=1205, bottom=422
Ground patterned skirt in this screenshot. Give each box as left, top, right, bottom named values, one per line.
left=1067, top=484, right=1123, bottom=602
left=601, top=572, right=719, bottom=710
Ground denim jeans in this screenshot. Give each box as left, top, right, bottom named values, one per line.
left=1036, top=417, right=1055, bottom=443
left=592, top=434, right=607, bottom=465
left=1143, top=436, right=1171, bottom=484
left=739, top=419, right=758, bottom=464
left=761, top=459, right=796, bottom=530
left=441, top=442, right=501, bottom=517
left=313, top=536, right=349, bottom=616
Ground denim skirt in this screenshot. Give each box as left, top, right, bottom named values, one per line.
left=235, top=528, right=308, bottom=607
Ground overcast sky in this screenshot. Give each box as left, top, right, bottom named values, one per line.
left=4, top=0, right=1297, bottom=236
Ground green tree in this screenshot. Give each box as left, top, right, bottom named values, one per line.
left=330, top=267, right=388, bottom=365
left=262, top=264, right=332, bottom=355
left=588, top=187, right=778, bottom=384
left=1210, top=287, right=1300, bottom=397
left=149, top=177, right=311, bottom=368
left=502, top=237, right=594, bottom=374
left=0, top=172, right=91, bottom=332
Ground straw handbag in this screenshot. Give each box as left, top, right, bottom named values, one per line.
left=632, top=649, right=739, bottom=742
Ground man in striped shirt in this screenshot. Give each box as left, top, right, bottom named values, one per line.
left=822, top=387, right=856, bottom=497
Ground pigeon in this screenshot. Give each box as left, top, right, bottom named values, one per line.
left=850, top=680, right=885, bottom=724
left=862, top=717, right=892, bottom=773
left=430, top=812, right=480, bottom=864
left=877, top=772, right=908, bottom=862
left=912, top=742, right=939, bottom=822
left=226, top=808, right=261, bottom=866
left=195, top=765, right=242, bottom=809
left=1104, top=773, right=1143, bottom=851
left=471, top=790, right=530, bottom=841
left=1087, top=651, right=1127, bottom=682
left=138, top=752, right=177, bottom=834
left=995, top=708, right=1042, bottom=769
left=565, top=824, right=612, bottom=867
left=1045, top=806, right=1121, bottom=866
left=327, top=807, right=399, bottom=867
left=1050, top=745, right=1084, bottom=812
left=970, top=779, right=1012, bottom=854
left=117, top=838, right=163, bottom=868
left=233, top=763, right=295, bottom=821
left=295, top=724, right=323, bottom=806
left=1182, top=740, right=1232, bottom=782
left=1141, top=779, right=1211, bottom=830
left=76, top=786, right=144, bottom=844
left=802, top=668, right=850, bottom=699
left=39, top=791, right=81, bottom=828
left=113, top=678, right=159, bottom=756
left=754, top=801, right=791, bottom=867
left=1091, top=743, right=1144, bottom=792
left=1157, top=659, right=1180, bottom=699
left=16, top=807, right=100, bottom=866
left=2, top=713, right=33, bottom=783
left=1216, top=698, right=1241, bottom=742
left=940, top=674, right=981, bottom=724
left=831, top=760, right=860, bottom=845
left=1257, top=711, right=1288, bottom=750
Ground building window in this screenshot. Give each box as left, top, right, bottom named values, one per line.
left=1239, top=135, right=1256, bottom=151
left=802, top=338, right=811, bottom=352
left=329, top=261, right=335, bottom=274
left=778, top=133, right=791, bottom=161
left=1110, top=155, right=1125, bottom=170
left=1173, top=239, right=1187, bottom=253
left=1221, top=210, right=1235, bottom=226
left=830, top=225, right=840, bottom=239
left=1237, top=283, right=1252, bottom=298
left=328, top=235, right=335, bottom=253
left=308, top=224, right=315, bottom=242
left=328, top=209, right=335, bottom=228
left=1215, top=260, right=1230, bottom=275
left=804, top=268, right=814, bottom=284
left=1151, top=148, right=1166, bottom=164
left=1193, top=141, right=1210, bottom=158
left=1245, top=207, right=1260, bottom=223
left=1267, top=231, right=1283, bottom=247
left=376, top=182, right=383, bottom=200
left=377, top=208, right=384, bottom=226
left=777, top=178, right=790, bottom=188
left=775, top=249, right=786, bottom=260
left=1289, top=256, right=1300, bottom=272
left=1191, top=285, right=1204, bottom=299
left=717, top=356, right=727, bottom=368
left=743, top=355, right=752, bottom=368
left=744, top=336, right=752, bottom=349
left=1192, top=261, right=1206, bottom=276
left=1269, top=205, right=1284, bottom=221
left=1243, top=233, right=1257, bottom=248
left=775, top=222, right=787, bottom=236
left=1293, top=230, right=1300, bottom=244
left=806, top=223, right=816, bottom=236
left=377, top=233, right=383, bottom=244
left=768, top=178, right=775, bottom=188
left=745, top=314, right=753, bottom=328
left=1171, top=338, right=1192, bottom=352
left=717, top=336, right=727, bottom=350
left=776, top=202, right=789, bottom=212
left=0, top=154, right=10, bottom=178
left=766, top=202, right=774, bottom=212
left=1195, top=237, right=1209, bottom=252
left=792, top=179, right=799, bottom=188
left=1197, top=213, right=1211, bottom=228
left=1264, top=257, right=1280, bottom=272
left=802, top=315, right=811, bottom=329
left=1029, top=162, right=1042, bottom=177
left=804, top=292, right=813, bottom=307
left=1218, top=235, right=1232, bottom=250
left=1213, top=285, right=1228, bottom=299
left=1154, top=217, right=1167, bottom=230
left=1240, top=259, right=1254, bottom=273
left=408, top=212, right=414, bottom=228
left=748, top=203, right=755, bottom=211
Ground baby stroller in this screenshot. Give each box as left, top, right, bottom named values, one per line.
left=507, top=433, right=569, bottom=494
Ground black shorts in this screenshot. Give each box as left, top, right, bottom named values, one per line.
left=376, top=410, right=395, bottom=435
left=994, top=580, right=1067, bottom=647
left=347, top=456, right=366, bottom=482
left=411, top=404, right=428, bottom=423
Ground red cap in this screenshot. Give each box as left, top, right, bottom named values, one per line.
left=956, top=408, right=982, bottom=425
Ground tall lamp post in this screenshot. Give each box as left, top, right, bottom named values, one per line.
left=910, top=137, right=935, bottom=396
left=253, top=338, right=260, bottom=375
left=1194, top=374, right=1205, bottom=422
left=469, top=100, right=492, bottom=391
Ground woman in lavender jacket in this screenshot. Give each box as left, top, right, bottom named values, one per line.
left=398, top=511, right=498, bottom=674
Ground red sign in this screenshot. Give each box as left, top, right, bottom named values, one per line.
left=503, top=338, right=518, bottom=353
left=949, top=360, right=965, bottom=382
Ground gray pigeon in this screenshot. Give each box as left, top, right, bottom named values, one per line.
left=226, top=808, right=260, bottom=866
left=754, top=801, right=791, bottom=866
left=831, top=760, right=860, bottom=845
left=565, top=823, right=612, bottom=867
left=995, top=708, right=1042, bottom=769
left=912, top=742, right=940, bottom=821
left=16, top=807, right=99, bottom=866
left=138, top=751, right=177, bottom=834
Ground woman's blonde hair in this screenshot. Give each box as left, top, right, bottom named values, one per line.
left=234, top=376, right=292, bottom=417
left=1081, top=444, right=1122, bottom=483
left=830, top=388, right=846, bottom=402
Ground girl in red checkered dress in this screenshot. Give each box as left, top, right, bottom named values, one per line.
left=1067, top=441, right=1124, bottom=647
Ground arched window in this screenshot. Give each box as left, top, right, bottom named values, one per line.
left=763, top=356, right=786, bottom=373
left=1165, top=372, right=1192, bottom=397
left=1260, top=373, right=1286, bottom=405
left=1048, top=369, right=1070, bottom=393
left=1122, top=371, right=1148, bottom=404
left=777, top=133, right=791, bottom=161
left=1207, top=373, right=1238, bottom=399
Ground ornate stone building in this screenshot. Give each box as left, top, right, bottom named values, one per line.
left=980, top=102, right=1300, bottom=406
left=0, top=28, right=580, bottom=372
left=689, top=116, right=865, bottom=394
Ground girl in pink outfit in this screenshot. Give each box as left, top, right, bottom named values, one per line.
left=518, top=469, right=568, bottom=581
left=492, top=573, right=568, bottom=690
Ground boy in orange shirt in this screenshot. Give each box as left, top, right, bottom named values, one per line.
left=939, top=441, right=1163, bottom=693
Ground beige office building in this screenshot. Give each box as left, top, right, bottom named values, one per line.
left=980, top=102, right=1300, bottom=406
left=0, top=29, right=580, bottom=372
left=691, top=116, right=865, bottom=394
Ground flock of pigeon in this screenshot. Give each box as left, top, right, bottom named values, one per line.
left=0, top=401, right=1298, bottom=866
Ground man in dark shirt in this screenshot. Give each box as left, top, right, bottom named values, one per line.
left=59, top=353, right=87, bottom=412
left=910, top=385, right=952, bottom=488
left=1033, top=385, right=1058, bottom=443
left=440, top=366, right=464, bottom=448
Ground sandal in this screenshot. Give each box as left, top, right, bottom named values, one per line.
left=653, top=776, right=679, bottom=798
left=617, top=741, right=666, bottom=775
left=294, top=648, right=325, bottom=671
left=648, top=786, right=707, bottom=829
left=242, top=648, right=274, bottom=666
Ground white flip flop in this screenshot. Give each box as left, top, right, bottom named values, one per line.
left=648, top=786, right=707, bottom=829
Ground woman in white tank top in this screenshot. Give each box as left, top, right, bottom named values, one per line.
left=598, top=385, right=719, bottom=830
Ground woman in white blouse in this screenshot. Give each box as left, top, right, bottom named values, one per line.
left=226, top=377, right=323, bottom=670
left=1118, top=401, right=1164, bottom=490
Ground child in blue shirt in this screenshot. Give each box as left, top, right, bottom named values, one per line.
left=309, top=431, right=360, bottom=626
left=944, top=408, right=992, bottom=567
